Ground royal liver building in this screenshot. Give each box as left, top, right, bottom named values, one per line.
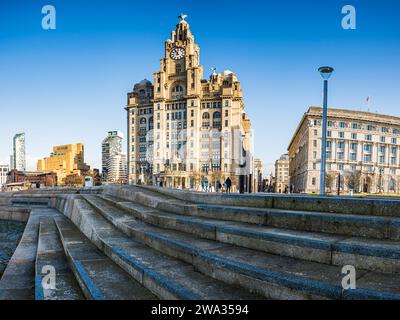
left=126, top=15, right=253, bottom=189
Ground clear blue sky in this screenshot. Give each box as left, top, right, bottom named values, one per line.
left=1, top=0, right=399, bottom=174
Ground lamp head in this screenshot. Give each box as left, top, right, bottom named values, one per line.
left=318, top=66, right=334, bottom=80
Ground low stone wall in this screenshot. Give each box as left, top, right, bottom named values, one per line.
left=0, top=207, right=30, bottom=223
left=126, top=185, right=400, bottom=217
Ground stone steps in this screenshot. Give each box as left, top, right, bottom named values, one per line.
left=103, top=186, right=400, bottom=240
left=55, top=195, right=260, bottom=300
left=135, top=185, right=400, bottom=217
left=0, top=208, right=59, bottom=300
left=53, top=215, right=157, bottom=300
left=95, top=193, right=400, bottom=274
left=77, top=194, right=400, bottom=300
left=35, top=216, right=84, bottom=300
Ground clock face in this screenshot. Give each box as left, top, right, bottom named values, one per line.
left=170, top=47, right=185, bottom=60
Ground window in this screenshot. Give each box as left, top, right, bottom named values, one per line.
left=364, top=154, right=372, bottom=162
left=351, top=143, right=357, bottom=150
left=225, top=120, right=228, bottom=127
left=339, top=122, right=346, bottom=128
left=380, top=146, right=386, bottom=153
left=313, top=151, right=317, bottom=159
left=351, top=133, right=357, bottom=140
left=327, top=131, right=332, bottom=137
left=365, top=134, right=372, bottom=141
left=327, top=121, right=333, bottom=127
left=313, top=140, right=317, bottom=147
left=391, top=147, right=397, bottom=155
left=337, top=152, right=344, bottom=160
left=393, top=129, right=399, bottom=135
left=352, top=123, right=358, bottom=129
left=191, top=110, right=194, bottom=117
left=392, top=138, right=397, bottom=144
left=350, top=153, right=357, bottom=161
left=327, top=140, right=332, bottom=148
left=380, top=136, right=386, bottom=143
left=381, top=127, right=388, bottom=133
left=338, top=164, right=344, bottom=171
left=338, top=141, right=345, bottom=149
left=172, top=84, right=184, bottom=93
left=379, top=156, right=385, bottom=163
left=364, top=144, right=372, bottom=152
left=350, top=164, right=356, bottom=171
left=225, top=109, right=228, bottom=117
left=326, top=151, right=332, bottom=159
left=175, top=64, right=182, bottom=74
left=212, top=112, right=222, bottom=127
left=338, top=132, right=345, bottom=138
left=367, top=125, right=374, bottom=131
left=191, top=120, right=194, bottom=127
left=225, top=100, right=229, bottom=107
left=312, top=178, right=316, bottom=186
left=314, top=130, right=318, bottom=136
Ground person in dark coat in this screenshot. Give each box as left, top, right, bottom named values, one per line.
left=225, top=177, right=232, bottom=193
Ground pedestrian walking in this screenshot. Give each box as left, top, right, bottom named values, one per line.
left=225, top=177, right=232, bottom=193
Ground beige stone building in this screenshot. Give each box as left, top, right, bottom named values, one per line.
left=275, top=154, right=289, bottom=193
left=288, top=107, right=400, bottom=194
left=37, top=143, right=90, bottom=185
left=126, top=15, right=252, bottom=189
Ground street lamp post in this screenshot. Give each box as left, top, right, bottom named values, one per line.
left=318, top=66, right=334, bottom=196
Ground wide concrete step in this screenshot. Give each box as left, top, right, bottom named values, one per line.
left=0, top=209, right=44, bottom=300
left=95, top=194, right=400, bottom=274
left=134, top=185, right=400, bottom=217
left=53, top=216, right=157, bottom=300
left=103, top=187, right=400, bottom=240
left=0, top=206, right=30, bottom=223
left=35, top=216, right=84, bottom=300
left=55, top=195, right=259, bottom=300
left=78, top=195, right=400, bottom=299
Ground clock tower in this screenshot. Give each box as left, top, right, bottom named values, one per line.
left=127, top=15, right=252, bottom=190
left=152, top=14, right=204, bottom=185
left=153, top=14, right=203, bottom=101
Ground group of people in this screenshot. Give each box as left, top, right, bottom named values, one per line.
left=201, top=177, right=232, bottom=193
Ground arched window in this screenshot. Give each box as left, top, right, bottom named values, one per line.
left=213, top=112, right=221, bottom=119
left=202, top=112, right=210, bottom=119
left=140, top=117, right=147, bottom=125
